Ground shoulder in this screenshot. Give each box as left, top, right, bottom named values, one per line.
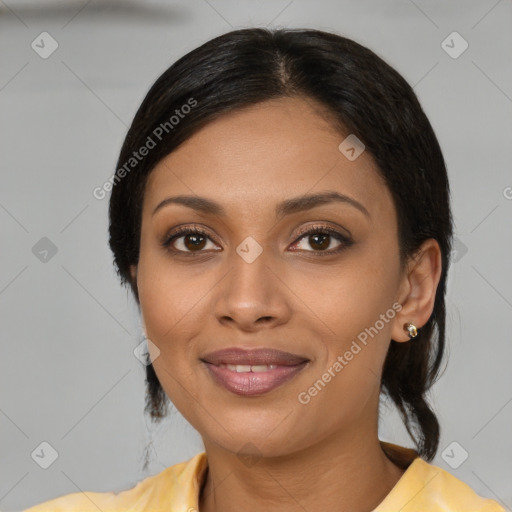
left=22, top=452, right=207, bottom=512
left=376, top=456, right=506, bottom=512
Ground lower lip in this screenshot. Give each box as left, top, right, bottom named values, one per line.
left=202, top=362, right=308, bottom=396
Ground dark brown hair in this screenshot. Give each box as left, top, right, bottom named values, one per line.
left=108, top=27, right=453, bottom=462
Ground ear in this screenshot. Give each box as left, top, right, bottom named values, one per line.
left=391, top=238, right=442, bottom=342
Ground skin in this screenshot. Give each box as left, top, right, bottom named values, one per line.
left=129, top=96, right=442, bottom=512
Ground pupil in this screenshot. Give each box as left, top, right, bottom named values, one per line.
left=310, top=234, right=329, bottom=250
left=185, top=234, right=206, bottom=251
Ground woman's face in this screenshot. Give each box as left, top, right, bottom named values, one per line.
left=131, top=96, right=411, bottom=458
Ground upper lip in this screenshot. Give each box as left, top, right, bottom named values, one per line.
left=200, top=348, right=309, bottom=366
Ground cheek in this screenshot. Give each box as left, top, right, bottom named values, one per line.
left=293, top=242, right=399, bottom=333
left=137, top=250, right=209, bottom=342
left=305, top=244, right=401, bottom=386
left=135, top=259, right=216, bottom=409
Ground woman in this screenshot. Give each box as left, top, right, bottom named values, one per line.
left=24, top=27, right=505, bottom=511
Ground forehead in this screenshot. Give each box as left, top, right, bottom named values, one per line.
left=143, top=96, right=393, bottom=221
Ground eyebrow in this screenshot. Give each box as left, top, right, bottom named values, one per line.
left=152, top=191, right=370, bottom=219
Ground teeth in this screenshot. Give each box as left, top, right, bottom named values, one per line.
left=251, top=365, right=272, bottom=372
left=222, top=364, right=278, bottom=372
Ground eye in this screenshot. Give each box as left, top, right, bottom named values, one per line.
left=161, top=225, right=221, bottom=254
left=161, top=223, right=353, bottom=256
left=289, top=224, right=353, bottom=255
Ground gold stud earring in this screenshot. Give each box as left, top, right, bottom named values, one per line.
left=403, top=322, right=418, bottom=339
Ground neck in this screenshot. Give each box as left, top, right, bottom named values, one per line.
left=199, top=426, right=409, bottom=512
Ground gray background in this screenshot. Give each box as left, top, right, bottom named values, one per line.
left=1, top=0, right=511, bottom=510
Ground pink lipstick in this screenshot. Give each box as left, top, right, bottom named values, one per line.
left=201, top=348, right=309, bottom=396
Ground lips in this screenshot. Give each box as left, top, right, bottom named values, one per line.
left=200, top=347, right=309, bottom=396
left=200, top=347, right=309, bottom=366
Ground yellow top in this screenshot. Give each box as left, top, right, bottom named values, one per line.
left=23, top=442, right=505, bottom=512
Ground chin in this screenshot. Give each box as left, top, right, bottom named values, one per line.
left=204, top=424, right=312, bottom=461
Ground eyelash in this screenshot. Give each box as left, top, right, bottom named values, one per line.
left=161, top=224, right=353, bottom=257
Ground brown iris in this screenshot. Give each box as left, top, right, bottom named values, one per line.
left=308, top=233, right=330, bottom=251
left=184, top=233, right=207, bottom=251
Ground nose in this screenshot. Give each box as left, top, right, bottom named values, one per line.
left=212, top=249, right=292, bottom=332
